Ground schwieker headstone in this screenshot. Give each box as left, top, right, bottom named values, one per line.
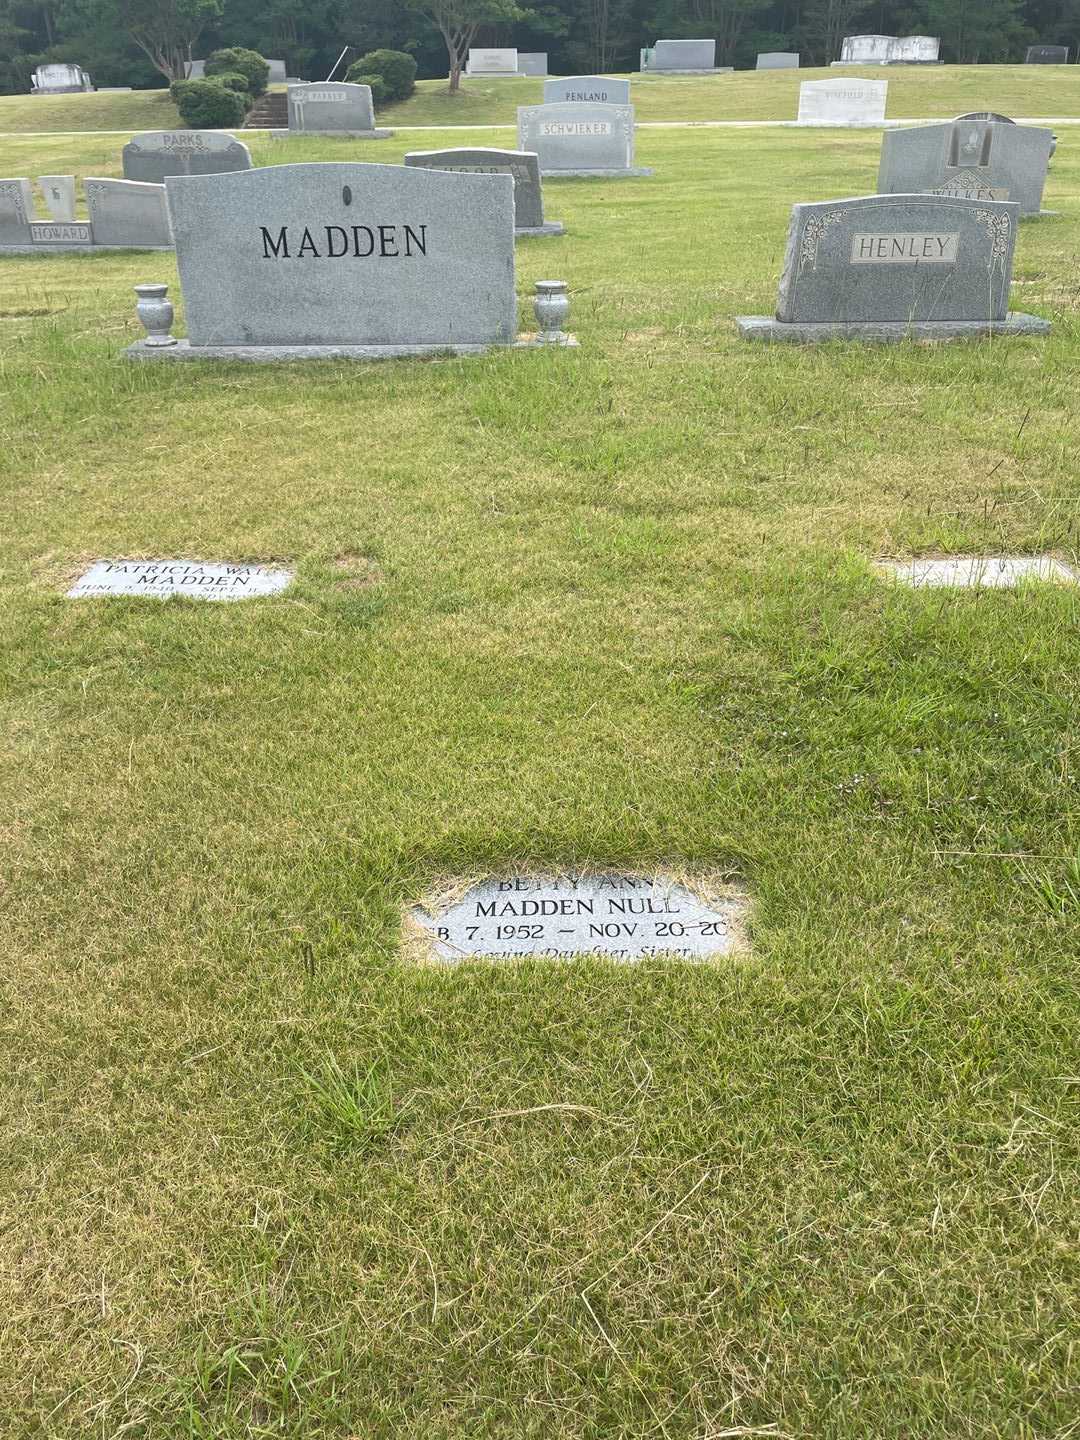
left=517, top=102, right=649, bottom=176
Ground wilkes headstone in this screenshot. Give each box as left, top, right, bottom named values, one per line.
left=878, top=119, right=1054, bottom=215
left=122, top=131, right=252, bottom=184
left=404, top=147, right=563, bottom=236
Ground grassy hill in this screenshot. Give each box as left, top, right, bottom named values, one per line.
left=0, top=119, right=1077, bottom=1436
left=0, top=64, right=1078, bottom=134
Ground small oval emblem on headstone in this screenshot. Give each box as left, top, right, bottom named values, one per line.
left=342, top=184, right=352, bottom=206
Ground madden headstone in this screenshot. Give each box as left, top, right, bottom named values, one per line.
left=164, top=162, right=515, bottom=348
left=123, top=131, right=252, bottom=185
left=648, top=38, right=716, bottom=70
left=544, top=74, right=630, bottom=104
left=878, top=119, right=1053, bottom=215
left=756, top=52, right=799, bottom=68
left=1026, top=44, right=1068, bottom=62
left=466, top=48, right=518, bottom=75
left=39, top=174, right=75, bottom=222
left=0, top=179, right=33, bottom=244
left=411, top=873, right=746, bottom=961
left=517, top=102, right=644, bottom=174
left=404, top=147, right=561, bottom=235
left=86, top=177, right=172, bottom=247
left=798, top=78, right=887, bottom=123
left=287, top=82, right=384, bottom=135
left=68, top=560, right=294, bottom=600
left=736, top=194, right=1049, bottom=341
left=517, top=53, right=548, bottom=75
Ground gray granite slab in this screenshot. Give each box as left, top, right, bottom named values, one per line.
left=410, top=872, right=746, bottom=962
left=517, top=53, right=548, bottom=75
left=648, top=39, right=715, bottom=70
left=839, top=34, right=938, bottom=63
left=164, top=162, right=516, bottom=348
left=404, top=146, right=558, bottom=233
left=466, top=48, right=518, bottom=75
left=87, top=177, right=171, bottom=247
left=517, top=101, right=637, bottom=172
left=32, top=62, right=92, bottom=92
left=878, top=119, right=1053, bottom=215
left=287, top=82, right=388, bottom=135
left=67, top=560, right=293, bottom=600
left=39, top=175, right=75, bottom=221
left=879, top=555, right=1075, bottom=586
left=774, top=193, right=1018, bottom=324
left=756, top=52, right=799, bottom=68
left=122, top=131, right=252, bottom=185
left=798, top=79, right=887, bottom=123
left=736, top=313, right=1050, bottom=343
left=1026, top=44, right=1068, bottom=62
left=544, top=75, right=630, bottom=104
left=0, top=179, right=34, bottom=244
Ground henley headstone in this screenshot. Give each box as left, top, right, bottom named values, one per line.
left=798, top=78, right=887, bottom=123
left=411, top=873, right=746, bottom=961
left=68, top=561, right=294, bottom=600
left=737, top=193, right=1049, bottom=342
left=517, top=102, right=648, bottom=175
left=404, top=146, right=562, bottom=235
left=544, top=74, right=630, bottom=104
left=878, top=119, right=1054, bottom=215
left=123, top=131, right=252, bottom=185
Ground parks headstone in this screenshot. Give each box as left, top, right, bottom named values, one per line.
left=86, top=178, right=172, bottom=247
left=517, top=53, right=548, bottom=75
left=517, top=102, right=648, bottom=176
left=123, top=131, right=252, bottom=185
left=411, top=873, right=746, bottom=961
left=544, top=74, right=630, bottom=104
left=68, top=561, right=294, bottom=600
left=736, top=193, right=1050, bottom=342
left=1026, top=44, right=1068, bottom=62
left=878, top=118, right=1054, bottom=215
left=798, top=78, right=887, bottom=123
left=154, top=162, right=515, bottom=352
left=466, top=48, right=518, bottom=75
left=287, top=82, right=388, bottom=136
left=404, top=146, right=562, bottom=236
left=756, top=52, right=799, bottom=68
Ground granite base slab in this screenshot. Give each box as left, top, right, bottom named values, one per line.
left=125, top=337, right=578, bottom=363
left=643, top=67, right=733, bottom=74
left=516, top=221, right=565, bottom=237
left=541, top=167, right=654, bottom=178
left=0, top=244, right=173, bottom=254
left=267, top=128, right=392, bottom=139
left=735, top=313, right=1051, bottom=344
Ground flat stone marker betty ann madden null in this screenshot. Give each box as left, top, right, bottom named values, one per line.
left=409, top=872, right=747, bottom=962
left=67, top=560, right=294, bottom=600
left=736, top=193, right=1050, bottom=343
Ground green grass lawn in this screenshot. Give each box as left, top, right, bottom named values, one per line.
left=1, top=122, right=1078, bottom=1438
left=1, top=64, right=1080, bottom=135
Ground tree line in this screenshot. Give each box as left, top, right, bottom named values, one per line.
left=3, top=0, right=1079, bottom=95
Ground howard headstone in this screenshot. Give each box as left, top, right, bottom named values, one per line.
left=404, top=146, right=562, bottom=236
left=517, top=102, right=648, bottom=175
left=123, top=131, right=252, bottom=185
left=878, top=119, right=1054, bottom=215
left=798, top=78, right=887, bottom=123
left=86, top=178, right=172, bottom=247
left=466, top=48, right=518, bottom=75
left=736, top=193, right=1049, bottom=342
left=756, top=52, right=799, bottom=68
left=411, top=873, right=746, bottom=961
left=1026, top=44, right=1068, bottom=62
left=544, top=74, right=630, bottom=104
left=157, top=162, right=516, bottom=351
left=287, top=82, right=388, bottom=135
left=68, top=561, right=293, bottom=600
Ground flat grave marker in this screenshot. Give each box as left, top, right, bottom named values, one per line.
left=879, top=555, right=1076, bottom=587
left=67, top=561, right=294, bottom=600
left=410, top=872, right=747, bottom=962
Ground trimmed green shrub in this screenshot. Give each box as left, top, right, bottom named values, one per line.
left=346, top=71, right=389, bottom=105
left=346, top=49, right=416, bottom=102
left=205, top=46, right=270, bottom=98
left=210, top=70, right=249, bottom=94
left=170, top=78, right=247, bottom=129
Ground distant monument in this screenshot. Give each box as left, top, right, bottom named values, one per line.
left=31, top=63, right=93, bottom=93
left=835, top=35, right=939, bottom=64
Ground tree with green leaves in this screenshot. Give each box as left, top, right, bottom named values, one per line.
left=101, top=0, right=223, bottom=81
left=402, top=0, right=528, bottom=91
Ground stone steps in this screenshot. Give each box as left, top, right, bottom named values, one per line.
left=246, top=92, right=288, bottom=128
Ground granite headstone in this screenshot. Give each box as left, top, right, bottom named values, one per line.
left=466, top=48, right=518, bottom=75
left=1026, top=44, right=1068, bottom=62
left=404, top=147, right=562, bottom=235
left=647, top=38, right=716, bottom=70
left=123, top=131, right=252, bottom=185
left=31, top=62, right=92, bottom=92
left=39, top=174, right=76, bottom=222
left=880, top=555, right=1076, bottom=587
left=517, top=53, right=548, bottom=75
left=86, top=178, right=172, bottom=247
left=878, top=119, right=1054, bottom=215
left=544, top=74, right=630, bottom=104
left=0, top=179, right=34, bottom=244
left=287, top=82, right=386, bottom=135
left=798, top=78, right=887, bottom=123
left=756, top=52, right=799, bottom=68
left=517, top=102, right=647, bottom=175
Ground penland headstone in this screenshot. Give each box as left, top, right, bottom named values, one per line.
left=154, top=162, right=516, bottom=353
left=736, top=193, right=1050, bottom=342
left=756, top=52, right=799, bottom=68
left=798, top=78, right=887, bottom=123
left=878, top=119, right=1054, bottom=215
left=410, top=873, right=747, bottom=962
left=287, top=82, right=389, bottom=135
left=646, top=38, right=716, bottom=71
left=39, top=174, right=76, bottom=222
left=466, top=48, right=518, bottom=75
left=404, top=146, right=562, bottom=235
left=517, top=53, right=548, bottom=75
left=123, top=131, right=252, bottom=184
left=0, top=179, right=34, bottom=244
left=517, top=102, right=649, bottom=175
left=544, top=74, right=630, bottom=104
left=86, top=178, right=172, bottom=247
left=1026, top=44, right=1068, bottom=62
left=68, top=560, right=294, bottom=600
